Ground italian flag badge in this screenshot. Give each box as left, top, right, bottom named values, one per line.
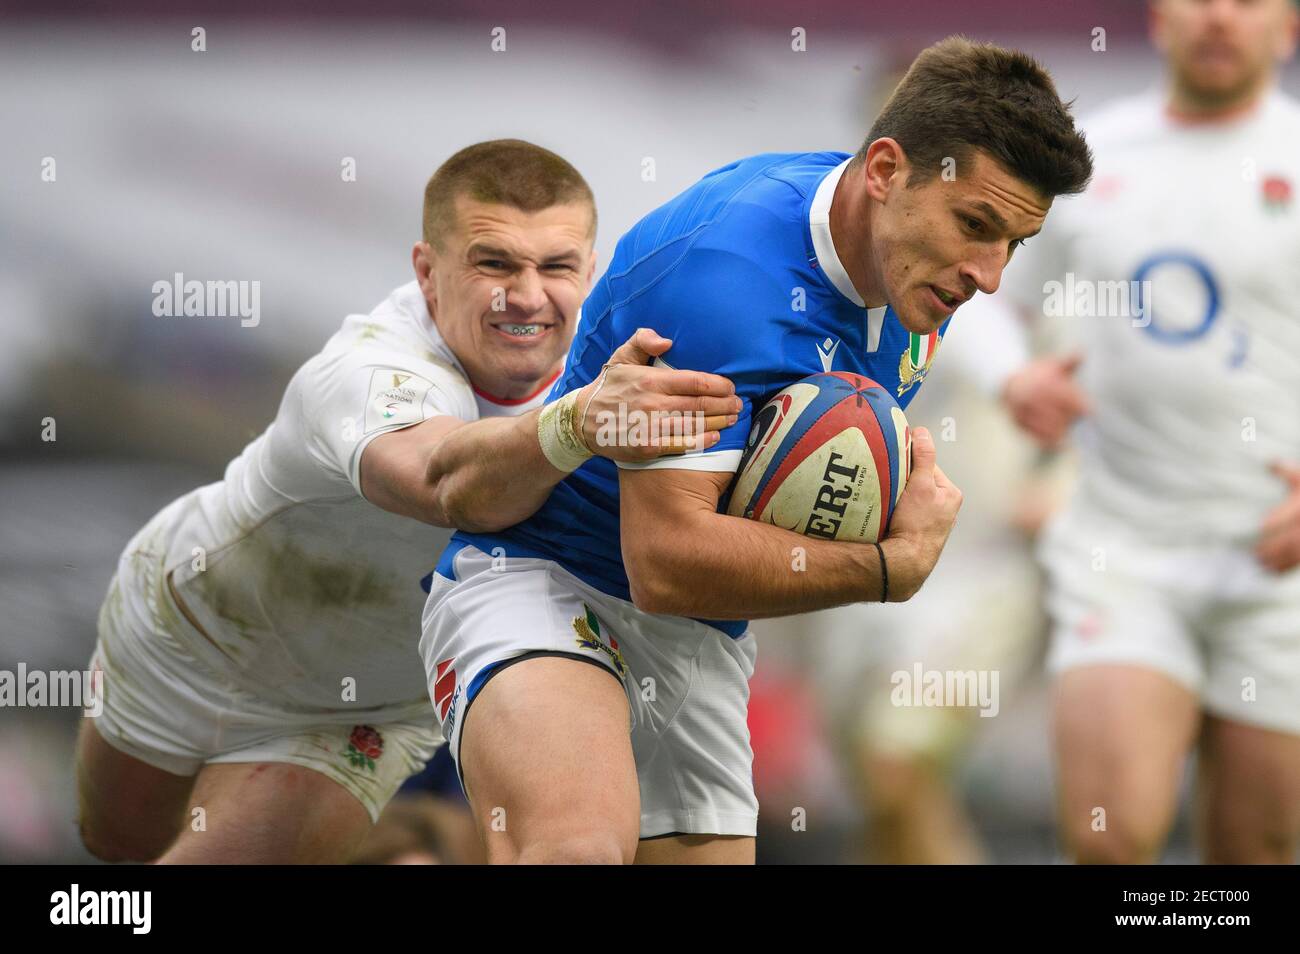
left=897, top=330, right=941, bottom=396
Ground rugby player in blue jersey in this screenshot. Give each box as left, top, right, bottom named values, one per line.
left=421, top=37, right=1094, bottom=864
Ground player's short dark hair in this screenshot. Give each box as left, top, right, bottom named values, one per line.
left=422, top=139, right=596, bottom=248
left=857, top=36, right=1093, bottom=198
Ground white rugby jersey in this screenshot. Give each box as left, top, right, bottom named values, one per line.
left=150, top=281, right=556, bottom=713
left=1003, top=89, right=1300, bottom=546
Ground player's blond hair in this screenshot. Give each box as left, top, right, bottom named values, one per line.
left=422, top=139, right=596, bottom=249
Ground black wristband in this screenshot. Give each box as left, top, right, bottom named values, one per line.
left=872, top=541, right=889, bottom=603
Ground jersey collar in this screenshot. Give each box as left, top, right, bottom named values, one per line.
left=809, top=158, right=866, bottom=308
left=1163, top=86, right=1277, bottom=129
left=472, top=367, right=562, bottom=407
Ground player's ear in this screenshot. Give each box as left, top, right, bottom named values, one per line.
left=585, top=249, right=598, bottom=289
left=413, top=242, right=438, bottom=311
left=863, top=138, right=903, bottom=202
left=413, top=241, right=434, bottom=283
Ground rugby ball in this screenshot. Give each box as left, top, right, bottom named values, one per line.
left=725, top=372, right=910, bottom=543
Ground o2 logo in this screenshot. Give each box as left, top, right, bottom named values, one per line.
left=1131, top=252, right=1220, bottom=345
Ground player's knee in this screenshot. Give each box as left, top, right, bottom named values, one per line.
left=1067, top=816, right=1164, bottom=865
left=1204, top=816, right=1300, bottom=864
left=78, top=816, right=170, bottom=864
left=1206, top=836, right=1295, bottom=864
left=515, top=830, right=632, bottom=865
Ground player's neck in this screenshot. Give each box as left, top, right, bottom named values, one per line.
left=1165, top=78, right=1272, bottom=125
left=828, top=164, right=887, bottom=308
left=469, top=365, right=563, bottom=405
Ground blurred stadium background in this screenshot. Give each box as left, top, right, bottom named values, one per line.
left=2, top=0, right=1296, bottom=863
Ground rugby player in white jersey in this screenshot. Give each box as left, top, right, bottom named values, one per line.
left=75, top=139, right=741, bottom=864
left=1000, top=0, right=1300, bottom=863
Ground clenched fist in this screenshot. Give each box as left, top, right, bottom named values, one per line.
left=880, top=426, right=964, bottom=601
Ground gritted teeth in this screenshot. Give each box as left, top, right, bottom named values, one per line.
left=501, top=323, right=542, bottom=336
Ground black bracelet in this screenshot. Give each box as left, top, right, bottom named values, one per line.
left=872, top=541, right=889, bottom=603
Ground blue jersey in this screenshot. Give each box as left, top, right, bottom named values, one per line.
left=446, top=152, right=948, bottom=636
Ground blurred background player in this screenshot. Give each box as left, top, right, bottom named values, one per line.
left=75, top=140, right=739, bottom=864
left=999, top=0, right=1300, bottom=863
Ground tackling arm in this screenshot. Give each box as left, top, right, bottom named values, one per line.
left=360, top=328, right=742, bottom=533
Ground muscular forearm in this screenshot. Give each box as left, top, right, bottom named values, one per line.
left=626, top=510, right=918, bottom=619
left=427, top=410, right=565, bottom=533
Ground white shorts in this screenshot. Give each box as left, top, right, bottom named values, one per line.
left=420, top=543, right=759, bottom=838
left=89, top=515, right=442, bottom=823
left=1039, top=508, right=1300, bottom=735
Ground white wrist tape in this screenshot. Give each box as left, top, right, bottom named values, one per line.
left=537, top=390, right=593, bottom=473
